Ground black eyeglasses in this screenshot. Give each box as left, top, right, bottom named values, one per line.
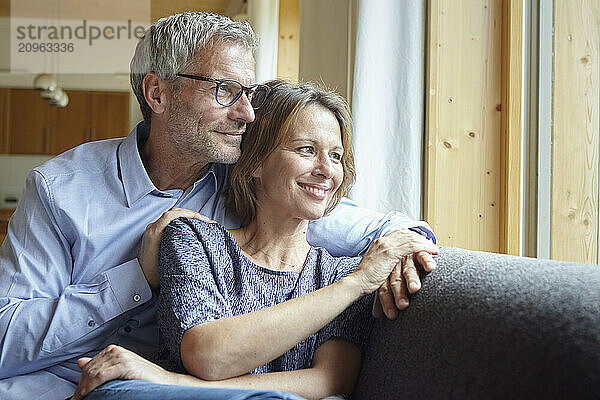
left=177, top=73, right=270, bottom=110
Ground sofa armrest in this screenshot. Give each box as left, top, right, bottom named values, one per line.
left=353, top=247, right=600, bottom=399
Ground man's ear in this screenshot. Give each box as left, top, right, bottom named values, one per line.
left=142, top=72, right=170, bottom=116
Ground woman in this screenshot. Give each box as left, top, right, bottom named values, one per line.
left=155, top=80, right=438, bottom=399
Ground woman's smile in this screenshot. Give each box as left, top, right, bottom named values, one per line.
left=297, top=183, right=329, bottom=200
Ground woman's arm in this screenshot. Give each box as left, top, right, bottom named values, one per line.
left=161, top=219, right=437, bottom=381
left=73, top=339, right=361, bottom=400
left=181, top=274, right=362, bottom=380
left=178, top=338, right=361, bottom=400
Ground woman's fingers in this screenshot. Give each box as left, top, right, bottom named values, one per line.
left=354, top=230, right=438, bottom=295
left=372, top=229, right=438, bottom=260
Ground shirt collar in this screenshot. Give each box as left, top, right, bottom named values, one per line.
left=118, top=122, right=227, bottom=207
left=118, top=122, right=157, bottom=207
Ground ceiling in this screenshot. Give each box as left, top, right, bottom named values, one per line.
left=0, top=0, right=244, bottom=20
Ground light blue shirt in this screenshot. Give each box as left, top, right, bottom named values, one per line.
left=0, top=122, right=435, bottom=399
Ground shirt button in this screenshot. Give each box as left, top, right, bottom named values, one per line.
left=88, top=320, right=95, bottom=327
left=133, top=294, right=141, bottom=302
left=124, top=326, right=132, bottom=333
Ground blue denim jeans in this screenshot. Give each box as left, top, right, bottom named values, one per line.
left=83, top=380, right=306, bottom=400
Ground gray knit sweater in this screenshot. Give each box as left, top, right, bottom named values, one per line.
left=156, top=218, right=373, bottom=374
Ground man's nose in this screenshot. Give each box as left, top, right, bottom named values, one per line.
left=228, top=92, right=255, bottom=123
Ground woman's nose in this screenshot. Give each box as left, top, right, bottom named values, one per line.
left=313, top=154, right=334, bottom=178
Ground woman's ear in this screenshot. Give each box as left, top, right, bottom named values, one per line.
left=142, top=72, right=170, bottom=116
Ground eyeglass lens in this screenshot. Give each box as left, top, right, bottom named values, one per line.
left=216, top=80, right=268, bottom=109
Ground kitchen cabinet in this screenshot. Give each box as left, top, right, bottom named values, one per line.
left=0, top=88, right=9, bottom=154
left=1, top=89, right=129, bottom=155
left=0, top=208, right=14, bottom=246
left=9, top=89, right=53, bottom=154
left=90, top=92, right=130, bottom=141
left=50, top=90, right=91, bottom=155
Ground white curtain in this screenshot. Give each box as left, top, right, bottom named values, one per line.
left=247, top=0, right=279, bottom=83
left=351, top=0, right=426, bottom=219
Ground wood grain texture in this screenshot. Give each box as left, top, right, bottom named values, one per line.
left=551, top=0, right=600, bottom=263
left=500, top=0, right=523, bottom=255
left=299, top=0, right=351, bottom=101
left=425, top=0, right=503, bottom=251
left=277, top=0, right=300, bottom=82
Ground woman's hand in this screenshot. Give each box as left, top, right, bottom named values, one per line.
left=372, top=251, right=437, bottom=319
left=350, top=229, right=438, bottom=297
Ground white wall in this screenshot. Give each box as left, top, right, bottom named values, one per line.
left=0, top=155, right=52, bottom=207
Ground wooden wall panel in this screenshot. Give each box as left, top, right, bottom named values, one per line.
left=277, top=0, right=300, bottom=82
left=500, top=0, right=523, bottom=255
left=551, top=0, right=600, bottom=263
left=425, top=0, right=503, bottom=251
left=299, top=0, right=351, bottom=101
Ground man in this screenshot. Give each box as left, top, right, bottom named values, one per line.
left=0, top=12, right=436, bottom=399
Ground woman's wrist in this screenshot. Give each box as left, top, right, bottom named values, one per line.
left=170, top=371, right=210, bottom=387
left=339, top=273, right=367, bottom=299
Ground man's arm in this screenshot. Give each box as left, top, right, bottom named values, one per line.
left=307, top=197, right=437, bottom=317
left=0, top=171, right=152, bottom=378
left=306, top=197, right=436, bottom=257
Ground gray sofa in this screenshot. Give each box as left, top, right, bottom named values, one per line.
left=353, top=247, right=600, bottom=399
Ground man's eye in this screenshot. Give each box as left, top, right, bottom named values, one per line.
left=220, top=83, right=234, bottom=94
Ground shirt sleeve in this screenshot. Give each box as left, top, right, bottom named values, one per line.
left=0, top=170, right=152, bottom=379
left=315, top=257, right=374, bottom=351
left=158, top=218, right=230, bottom=372
left=306, top=197, right=436, bottom=257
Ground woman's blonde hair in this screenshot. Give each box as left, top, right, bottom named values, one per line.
left=225, top=80, right=355, bottom=227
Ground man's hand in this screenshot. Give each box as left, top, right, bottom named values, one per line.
left=71, top=345, right=174, bottom=400
left=138, top=207, right=215, bottom=288
left=371, top=234, right=438, bottom=319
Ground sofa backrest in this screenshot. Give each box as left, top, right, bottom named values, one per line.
left=353, top=247, right=600, bottom=399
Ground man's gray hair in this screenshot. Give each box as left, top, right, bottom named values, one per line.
left=130, top=12, right=257, bottom=125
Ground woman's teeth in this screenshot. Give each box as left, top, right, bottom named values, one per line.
left=299, top=184, right=326, bottom=196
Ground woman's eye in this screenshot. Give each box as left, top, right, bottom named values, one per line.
left=297, top=146, right=314, bottom=154
left=330, top=152, right=343, bottom=161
